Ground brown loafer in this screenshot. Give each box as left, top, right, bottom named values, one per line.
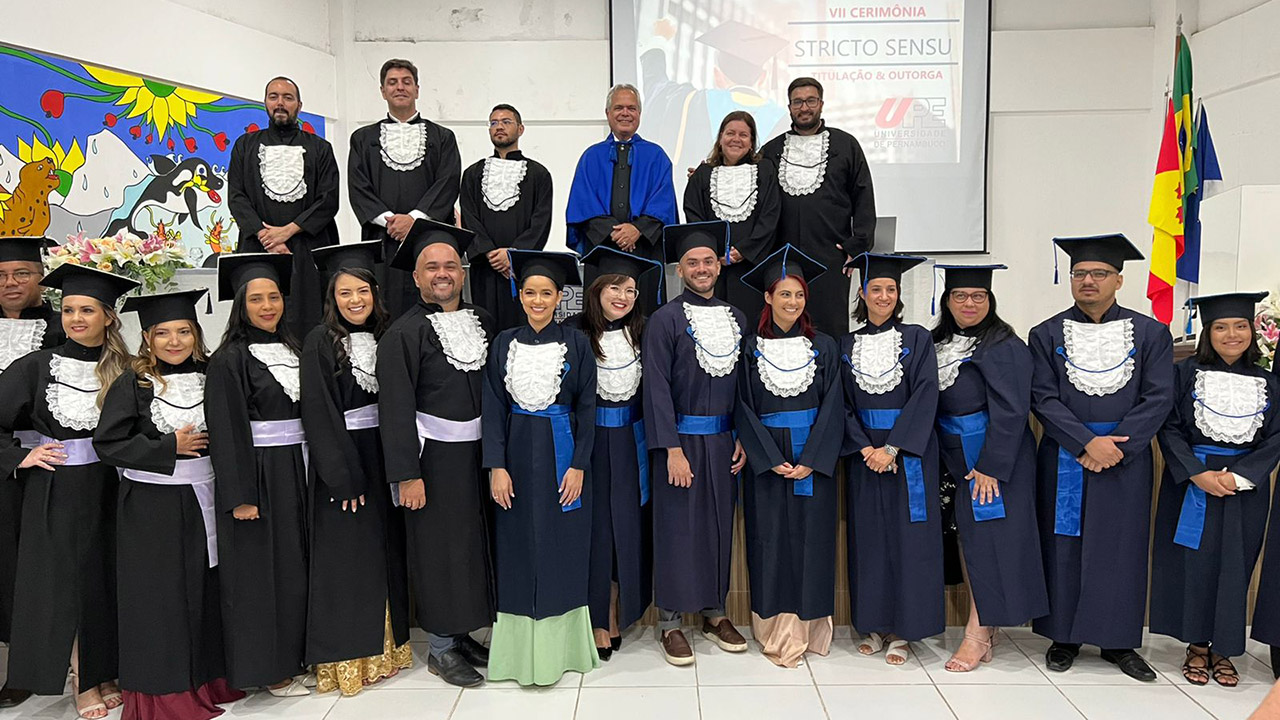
left=661, top=629, right=695, bottom=666
left=702, top=617, right=748, bottom=652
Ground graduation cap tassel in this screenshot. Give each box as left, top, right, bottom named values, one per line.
left=780, top=245, right=790, bottom=280
left=1185, top=303, right=1196, bottom=337
left=1053, top=246, right=1060, bottom=285
left=507, top=249, right=518, bottom=299
left=204, top=292, right=213, bottom=315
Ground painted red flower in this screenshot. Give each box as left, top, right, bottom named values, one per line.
left=301, top=121, right=315, bottom=134
left=245, top=123, right=260, bottom=133
left=40, top=90, right=65, bottom=118
left=129, top=126, right=142, bottom=139
left=184, top=137, right=198, bottom=153
left=167, top=138, right=175, bottom=151
left=146, top=133, right=153, bottom=144
left=213, top=132, right=229, bottom=152
left=103, top=113, right=118, bottom=128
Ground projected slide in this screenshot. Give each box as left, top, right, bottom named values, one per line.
left=611, top=0, right=990, bottom=253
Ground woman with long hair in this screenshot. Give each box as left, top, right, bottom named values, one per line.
left=734, top=245, right=844, bottom=668
left=95, top=288, right=246, bottom=719
left=0, top=264, right=137, bottom=718
left=684, top=110, right=781, bottom=321
left=482, top=249, right=599, bottom=685
left=1151, top=292, right=1280, bottom=687
left=300, top=241, right=411, bottom=695
left=564, top=245, right=659, bottom=661
left=840, top=252, right=943, bottom=665
left=204, top=253, right=311, bottom=697
left=929, top=265, right=1048, bottom=672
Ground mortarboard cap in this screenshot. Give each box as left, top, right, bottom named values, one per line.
left=216, top=252, right=293, bottom=302
left=936, top=263, right=1007, bottom=291
left=311, top=239, right=383, bottom=274
left=1185, top=291, right=1269, bottom=327
left=846, top=252, right=928, bottom=291
left=121, top=288, right=210, bottom=330
left=508, top=249, right=582, bottom=290
left=662, top=221, right=730, bottom=264
left=580, top=245, right=662, bottom=281
left=0, top=236, right=56, bottom=264
left=389, top=219, right=475, bottom=272
left=40, top=263, right=140, bottom=306
left=1052, top=233, right=1145, bottom=275
left=739, top=244, right=827, bottom=294
left=696, top=20, right=788, bottom=84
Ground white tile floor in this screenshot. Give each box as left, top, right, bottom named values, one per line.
left=0, top=626, right=1273, bottom=719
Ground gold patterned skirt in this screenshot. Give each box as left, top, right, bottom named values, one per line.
left=316, top=605, right=413, bottom=696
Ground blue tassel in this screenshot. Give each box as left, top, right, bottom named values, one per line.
left=1185, top=303, right=1196, bottom=336
left=507, top=249, right=517, bottom=299
left=931, top=264, right=939, bottom=316
left=781, top=245, right=790, bottom=279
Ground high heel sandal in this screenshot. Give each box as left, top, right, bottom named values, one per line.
left=98, top=681, right=122, bottom=710
left=1181, top=645, right=1210, bottom=686
left=945, top=628, right=994, bottom=673
left=69, top=670, right=107, bottom=720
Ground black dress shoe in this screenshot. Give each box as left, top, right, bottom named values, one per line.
left=455, top=634, right=490, bottom=668
left=610, top=635, right=622, bottom=652
left=1045, top=643, right=1080, bottom=672
left=1101, top=648, right=1157, bottom=682
left=597, top=646, right=613, bottom=662
left=0, top=685, right=31, bottom=708
left=428, top=649, right=484, bottom=688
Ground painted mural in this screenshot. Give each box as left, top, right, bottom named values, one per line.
left=0, top=44, right=325, bottom=263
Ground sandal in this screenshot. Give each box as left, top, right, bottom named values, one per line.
left=70, top=671, right=107, bottom=720
left=857, top=632, right=885, bottom=656
left=885, top=638, right=911, bottom=666
left=1210, top=653, right=1239, bottom=687
left=1181, top=645, right=1210, bottom=686
left=98, top=681, right=122, bottom=709
left=945, top=629, right=994, bottom=673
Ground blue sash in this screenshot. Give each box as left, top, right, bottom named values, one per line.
left=937, top=410, right=1007, bottom=522
left=760, top=407, right=819, bottom=497
left=1173, top=444, right=1248, bottom=550
left=595, top=403, right=651, bottom=506
left=511, top=403, right=580, bottom=512
left=1053, top=420, right=1120, bottom=536
left=856, top=408, right=927, bottom=523
left=676, top=413, right=732, bottom=435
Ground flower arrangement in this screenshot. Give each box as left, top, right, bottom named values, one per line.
left=1255, top=296, right=1280, bottom=370
left=48, top=228, right=194, bottom=295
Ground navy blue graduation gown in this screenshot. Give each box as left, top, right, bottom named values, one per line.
left=1029, top=303, right=1173, bottom=648
left=840, top=320, right=944, bottom=640
left=736, top=327, right=843, bottom=620
left=643, top=289, right=747, bottom=613
left=1256, top=360, right=1280, bottom=649
left=935, top=332, right=1048, bottom=627
left=482, top=322, right=597, bottom=619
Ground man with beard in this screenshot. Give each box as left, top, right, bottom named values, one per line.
left=377, top=220, right=495, bottom=688
left=459, top=104, right=552, bottom=331
left=760, top=77, right=875, bottom=335
left=228, top=76, right=340, bottom=339
left=0, top=236, right=63, bottom=708
left=349, top=59, right=462, bottom=319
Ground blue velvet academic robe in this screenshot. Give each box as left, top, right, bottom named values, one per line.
left=840, top=320, right=944, bottom=641
left=935, top=332, right=1048, bottom=627
left=1029, top=303, right=1173, bottom=649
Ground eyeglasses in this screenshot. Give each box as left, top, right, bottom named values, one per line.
left=0, top=270, right=37, bottom=284
left=604, top=284, right=639, bottom=300
left=1069, top=269, right=1118, bottom=282
left=489, top=119, right=517, bottom=128
left=949, top=290, right=988, bottom=304
left=789, top=97, right=822, bottom=109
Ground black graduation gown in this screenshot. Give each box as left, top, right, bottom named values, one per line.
left=760, top=123, right=876, bottom=336
left=299, top=324, right=410, bottom=665
left=934, top=333, right=1049, bottom=627
left=376, top=300, right=496, bottom=635
left=1147, top=359, right=1280, bottom=656
left=481, top=322, right=597, bottom=618
left=840, top=320, right=944, bottom=640
left=228, top=124, right=341, bottom=339
left=204, top=328, right=308, bottom=687
left=93, top=363, right=228, bottom=695
left=683, top=159, right=781, bottom=323
left=735, top=326, right=843, bottom=620
left=0, top=341, right=118, bottom=694
left=0, top=303, right=64, bottom=643
left=562, top=314, right=653, bottom=632
left=348, top=116, right=462, bottom=320
left=1028, top=303, right=1174, bottom=649
left=643, top=290, right=747, bottom=612
left=460, top=151, right=553, bottom=332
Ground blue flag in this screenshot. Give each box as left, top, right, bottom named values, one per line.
left=1177, top=105, right=1223, bottom=284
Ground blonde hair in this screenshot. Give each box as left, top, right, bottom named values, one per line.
left=132, top=320, right=210, bottom=394
left=95, top=306, right=132, bottom=408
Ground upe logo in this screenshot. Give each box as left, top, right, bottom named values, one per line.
left=875, top=97, right=947, bottom=129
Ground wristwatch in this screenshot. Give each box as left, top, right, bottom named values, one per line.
left=883, top=445, right=900, bottom=458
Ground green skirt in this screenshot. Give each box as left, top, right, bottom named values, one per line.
left=487, top=606, right=599, bottom=686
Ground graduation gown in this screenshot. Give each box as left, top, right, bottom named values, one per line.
left=562, top=314, right=653, bottom=632
left=93, top=363, right=232, bottom=697
left=376, top=300, right=496, bottom=635
left=299, top=323, right=410, bottom=665
left=348, top=115, right=462, bottom=320
left=228, top=124, right=341, bottom=339
left=0, top=341, right=118, bottom=694
left=1146, top=358, right=1280, bottom=656
left=0, top=303, right=64, bottom=643
left=1255, top=360, right=1280, bottom=649
left=1029, top=303, right=1173, bottom=648
left=840, top=320, right=944, bottom=640
left=760, top=123, right=876, bottom=336
left=683, top=160, right=781, bottom=323
left=460, top=151, right=553, bottom=331
left=204, top=327, right=309, bottom=687
left=934, top=332, right=1049, bottom=627
left=735, top=326, right=843, bottom=620
left=643, top=289, right=747, bottom=612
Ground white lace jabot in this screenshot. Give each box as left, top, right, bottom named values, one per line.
left=380, top=122, right=427, bottom=172
left=0, top=319, right=47, bottom=372
left=778, top=131, right=829, bottom=196
left=46, top=354, right=101, bottom=430
left=428, top=310, right=488, bottom=372
left=597, top=329, right=641, bottom=402
left=1194, top=370, right=1268, bottom=445
left=848, top=328, right=904, bottom=394
left=482, top=157, right=528, bottom=212
left=1061, top=319, right=1135, bottom=396
left=755, top=336, right=816, bottom=397
left=504, top=339, right=567, bottom=412
left=149, top=372, right=206, bottom=434
left=710, top=164, right=758, bottom=223
left=258, top=144, right=307, bottom=203
left=345, top=332, right=379, bottom=394
left=683, top=303, right=741, bottom=377
left=935, top=335, right=978, bottom=392
left=248, top=343, right=301, bottom=402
